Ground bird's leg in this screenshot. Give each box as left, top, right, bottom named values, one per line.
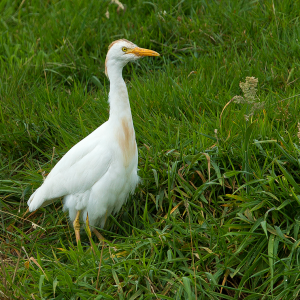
left=93, top=210, right=107, bottom=242
left=85, top=213, right=96, bottom=254
left=92, top=228, right=105, bottom=242
left=73, top=210, right=81, bottom=245
left=85, top=212, right=92, bottom=239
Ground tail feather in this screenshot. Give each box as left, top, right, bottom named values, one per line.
left=27, top=187, right=57, bottom=212
left=27, top=190, right=37, bottom=210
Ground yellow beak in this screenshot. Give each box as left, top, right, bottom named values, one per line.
left=127, top=47, right=160, bottom=57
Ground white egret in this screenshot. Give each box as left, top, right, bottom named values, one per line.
left=28, top=39, right=160, bottom=243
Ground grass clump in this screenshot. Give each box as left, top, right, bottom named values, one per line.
left=1, top=0, right=300, bottom=299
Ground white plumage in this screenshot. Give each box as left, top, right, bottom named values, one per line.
left=27, top=39, right=159, bottom=242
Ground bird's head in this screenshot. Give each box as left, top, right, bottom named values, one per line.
left=105, top=39, right=160, bottom=77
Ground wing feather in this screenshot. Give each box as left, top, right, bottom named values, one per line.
left=28, top=125, right=113, bottom=211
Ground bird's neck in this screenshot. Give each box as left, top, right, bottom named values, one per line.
left=107, top=62, right=133, bottom=122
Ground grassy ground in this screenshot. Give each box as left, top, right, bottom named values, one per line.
left=1, top=0, right=300, bottom=299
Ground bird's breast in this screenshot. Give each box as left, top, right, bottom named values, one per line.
left=116, top=117, right=137, bottom=167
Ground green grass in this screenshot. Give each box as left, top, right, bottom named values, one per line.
left=1, top=0, right=300, bottom=298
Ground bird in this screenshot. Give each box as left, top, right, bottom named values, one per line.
left=27, top=39, right=160, bottom=243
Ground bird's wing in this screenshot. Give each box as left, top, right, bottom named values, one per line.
left=28, top=126, right=113, bottom=211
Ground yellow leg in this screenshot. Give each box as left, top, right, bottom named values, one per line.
left=85, top=212, right=92, bottom=239
left=86, top=213, right=96, bottom=254
left=93, top=228, right=105, bottom=242
left=92, top=210, right=107, bottom=242
left=73, top=211, right=81, bottom=245
left=85, top=212, right=105, bottom=242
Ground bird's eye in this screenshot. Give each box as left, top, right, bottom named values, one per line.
left=122, top=47, right=127, bottom=52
